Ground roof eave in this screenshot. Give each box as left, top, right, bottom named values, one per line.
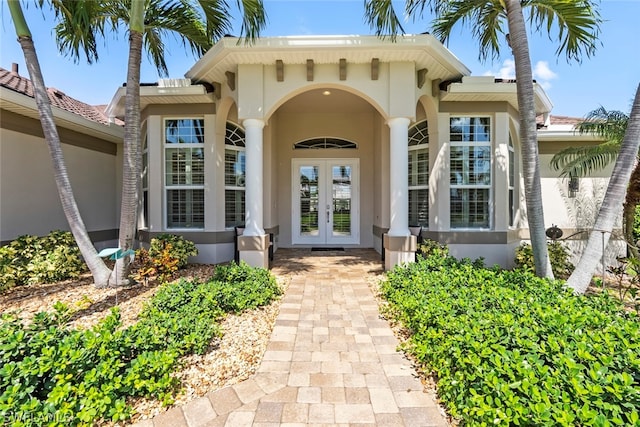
left=1, top=86, right=124, bottom=142
left=105, top=84, right=215, bottom=119
left=186, top=34, right=471, bottom=84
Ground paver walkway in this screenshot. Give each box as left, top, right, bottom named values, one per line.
left=134, top=249, right=448, bottom=426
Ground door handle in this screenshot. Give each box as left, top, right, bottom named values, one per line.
left=326, top=204, right=330, bottom=223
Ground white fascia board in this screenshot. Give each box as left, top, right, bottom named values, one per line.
left=104, top=86, right=125, bottom=122
left=1, top=87, right=124, bottom=142
left=537, top=130, right=603, bottom=143
left=105, top=84, right=214, bottom=118
left=186, top=34, right=471, bottom=82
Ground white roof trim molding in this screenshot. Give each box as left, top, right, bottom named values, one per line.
left=439, top=75, right=554, bottom=115
left=105, top=82, right=215, bottom=120
left=185, top=34, right=471, bottom=85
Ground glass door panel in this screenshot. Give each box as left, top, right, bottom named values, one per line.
left=292, top=159, right=359, bottom=245
left=331, top=165, right=351, bottom=237
left=300, top=166, right=320, bottom=236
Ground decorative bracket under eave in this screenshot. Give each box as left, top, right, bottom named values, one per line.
left=371, top=58, right=379, bottom=80
left=417, top=68, right=428, bottom=89
left=225, top=71, right=236, bottom=91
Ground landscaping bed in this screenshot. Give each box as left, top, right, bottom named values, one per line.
left=0, top=262, right=286, bottom=426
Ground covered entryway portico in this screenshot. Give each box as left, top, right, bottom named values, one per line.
left=184, top=35, right=470, bottom=269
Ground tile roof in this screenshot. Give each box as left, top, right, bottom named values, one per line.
left=0, top=66, right=122, bottom=126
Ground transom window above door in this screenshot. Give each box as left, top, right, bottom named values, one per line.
left=294, top=138, right=357, bottom=149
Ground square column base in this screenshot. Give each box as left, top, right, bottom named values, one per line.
left=383, top=234, right=417, bottom=271
left=238, top=234, right=270, bottom=269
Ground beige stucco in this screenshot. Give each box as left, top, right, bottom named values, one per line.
left=0, top=127, right=119, bottom=246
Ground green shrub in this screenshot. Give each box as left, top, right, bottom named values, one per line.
left=514, top=241, right=574, bottom=279
left=382, top=254, right=640, bottom=426
left=0, top=231, right=86, bottom=290
left=417, top=238, right=449, bottom=259
left=210, top=261, right=282, bottom=312
left=0, top=263, right=280, bottom=426
left=149, top=234, right=198, bottom=269
left=132, top=235, right=198, bottom=284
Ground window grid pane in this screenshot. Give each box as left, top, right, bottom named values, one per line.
left=167, top=189, right=204, bottom=228
left=225, top=123, right=246, bottom=228
left=165, top=119, right=204, bottom=144
left=166, top=147, right=204, bottom=185
left=408, top=121, right=429, bottom=228
left=409, top=188, right=429, bottom=227
left=450, top=188, right=490, bottom=228
left=164, top=119, right=205, bottom=229
left=449, top=117, right=491, bottom=229
left=508, top=135, right=516, bottom=227
left=225, top=190, right=245, bottom=228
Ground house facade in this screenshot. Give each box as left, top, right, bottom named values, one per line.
left=1, top=34, right=621, bottom=271
left=0, top=65, right=122, bottom=251
left=103, top=34, right=620, bottom=270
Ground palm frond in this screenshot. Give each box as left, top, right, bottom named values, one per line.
left=51, top=0, right=108, bottom=64
left=234, top=0, right=267, bottom=43
left=576, top=106, right=629, bottom=143
left=550, top=141, right=620, bottom=177
left=364, top=0, right=406, bottom=39
left=525, top=0, right=602, bottom=62
left=431, top=0, right=507, bottom=62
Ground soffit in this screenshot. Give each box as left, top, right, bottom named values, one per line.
left=186, top=34, right=471, bottom=84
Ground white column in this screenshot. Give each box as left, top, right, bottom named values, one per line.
left=243, top=118, right=265, bottom=236
left=387, top=117, right=411, bottom=236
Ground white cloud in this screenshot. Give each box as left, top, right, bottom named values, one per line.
left=484, top=59, right=558, bottom=90
left=533, top=60, right=558, bottom=90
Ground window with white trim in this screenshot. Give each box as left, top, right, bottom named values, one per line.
left=408, top=121, right=429, bottom=227
left=225, top=122, right=245, bottom=228
left=449, top=117, right=491, bottom=228
left=164, top=118, right=204, bottom=229
left=508, top=134, right=516, bottom=227
left=142, top=135, right=149, bottom=228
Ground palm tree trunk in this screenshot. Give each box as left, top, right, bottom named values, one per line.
left=505, top=0, right=553, bottom=279
left=8, top=0, right=111, bottom=287
left=567, top=83, right=640, bottom=294
left=110, top=2, right=145, bottom=286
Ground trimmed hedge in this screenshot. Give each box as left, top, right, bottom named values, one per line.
left=382, top=255, right=640, bottom=426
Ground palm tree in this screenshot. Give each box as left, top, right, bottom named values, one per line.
left=549, top=107, right=638, bottom=255
left=7, top=0, right=113, bottom=286
left=364, top=0, right=602, bottom=279
left=566, top=85, right=640, bottom=294
left=48, top=0, right=266, bottom=285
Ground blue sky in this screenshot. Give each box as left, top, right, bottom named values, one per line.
left=1, top=0, right=638, bottom=117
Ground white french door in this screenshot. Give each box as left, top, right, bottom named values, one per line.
left=292, top=159, right=359, bottom=245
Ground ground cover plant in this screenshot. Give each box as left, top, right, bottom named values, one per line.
left=382, top=251, right=640, bottom=426
left=0, top=261, right=280, bottom=426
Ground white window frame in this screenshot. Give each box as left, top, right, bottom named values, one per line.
left=141, top=134, right=149, bottom=229
left=408, top=120, right=429, bottom=228
left=449, top=116, right=492, bottom=229
left=163, top=117, right=205, bottom=230
left=508, top=134, right=516, bottom=227
left=224, top=122, right=246, bottom=229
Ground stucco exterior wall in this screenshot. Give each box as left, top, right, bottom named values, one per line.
left=0, top=128, right=118, bottom=245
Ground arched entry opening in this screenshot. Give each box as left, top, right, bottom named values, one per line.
left=268, top=87, right=384, bottom=248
